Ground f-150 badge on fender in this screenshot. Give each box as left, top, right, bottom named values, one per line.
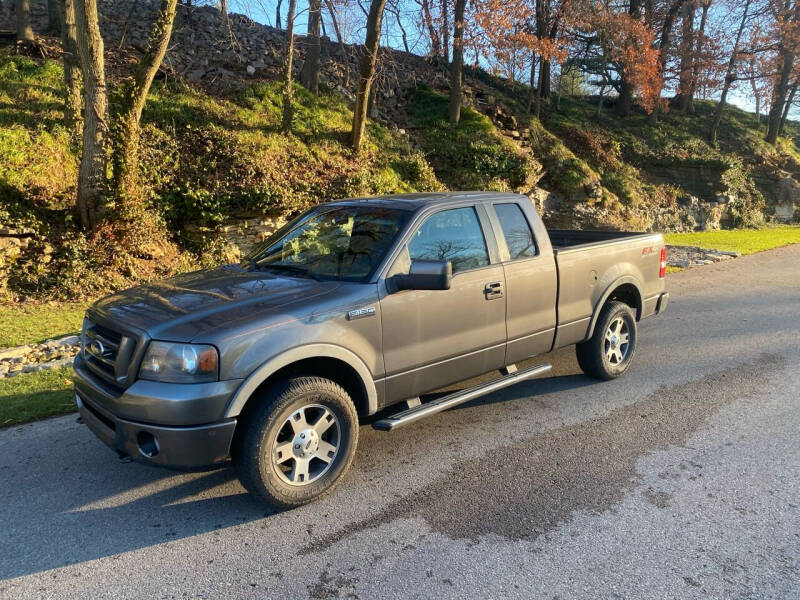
left=347, top=306, right=376, bottom=320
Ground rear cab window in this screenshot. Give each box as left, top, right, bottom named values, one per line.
left=494, top=203, right=538, bottom=260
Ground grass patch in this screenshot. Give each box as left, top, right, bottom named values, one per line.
left=529, top=118, right=602, bottom=198
left=0, top=302, right=87, bottom=347
left=0, top=365, right=75, bottom=427
left=141, top=79, right=445, bottom=242
left=664, top=225, right=800, bottom=255
left=409, top=85, right=538, bottom=191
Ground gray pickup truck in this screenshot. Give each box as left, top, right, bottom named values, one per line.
left=74, top=192, right=669, bottom=506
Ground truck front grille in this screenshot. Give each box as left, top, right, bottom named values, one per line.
left=82, top=320, right=138, bottom=389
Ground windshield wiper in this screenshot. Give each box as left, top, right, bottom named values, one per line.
left=255, top=263, right=322, bottom=281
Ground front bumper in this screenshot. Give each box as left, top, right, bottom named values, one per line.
left=73, top=354, right=240, bottom=469
left=76, top=392, right=236, bottom=469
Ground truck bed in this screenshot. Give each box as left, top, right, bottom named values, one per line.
left=549, top=228, right=665, bottom=350
left=548, top=229, right=655, bottom=252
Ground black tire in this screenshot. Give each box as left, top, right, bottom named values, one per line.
left=233, top=376, right=359, bottom=508
left=576, top=301, right=637, bottom=380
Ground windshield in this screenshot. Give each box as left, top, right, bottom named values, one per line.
left=244, top=205, right=411, bottom=282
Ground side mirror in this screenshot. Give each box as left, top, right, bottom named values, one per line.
left=392, top=260, right=452, bottom=292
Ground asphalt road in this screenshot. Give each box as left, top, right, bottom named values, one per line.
left=1, top=246, right=799, bottom=599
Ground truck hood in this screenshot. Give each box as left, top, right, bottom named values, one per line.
left=89, top=266, right=343, bottom=341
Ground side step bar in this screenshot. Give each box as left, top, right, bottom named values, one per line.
left=372, top=362, right=552, bottom=431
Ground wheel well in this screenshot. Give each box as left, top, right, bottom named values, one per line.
left=237, top=357, right=370, bottom=423
left=606, top=283, right=642, bottom=320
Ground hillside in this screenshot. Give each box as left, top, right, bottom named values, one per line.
left=0, top=49, right=532, bottom=301
left=0, top=0, right=799, bottom=303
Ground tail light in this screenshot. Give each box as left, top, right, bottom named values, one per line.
left=659, top=247, right=667, bottom=278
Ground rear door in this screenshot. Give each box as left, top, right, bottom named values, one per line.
left=379, top=205, right=507, bottom=403
left=487, top=201, right=558, bottom=364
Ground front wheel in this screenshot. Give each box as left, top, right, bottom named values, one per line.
left=576, top=301, right=637, bottom=380
left=233, top=376, right=359, bottom=508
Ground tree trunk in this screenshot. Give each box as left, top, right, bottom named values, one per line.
left=16, top=0, right=34, bottom=42
left=301, top=0, right=322, bottom=94
left=676, top=0, right=695, bottom=112
left=447, top=0, right=466, bottom=124
left=596, top=84, right=605, bottom=118
left=779, top=79, right=799, bottom=135
left=686, top=0, right=710, bottom=112
left=366, top=74, right=377, bottom=118
left=648, top=0, right=681, bottom=125
left=440, top=0, right=449, bottom=61
left=275, top=0, right=282, bottom=29
left=754, top=93, right=760, bottom=126
left=73, top=0, right=108, bottom=230
left=282, top=0, right=298, bottom=132
left=750, top=55, right=760, bottom=127
left=533, top=56, right=547, bottom=119
left=112, top=0, right=178, bottom=202
left=708, top=80, right=733, bottom=146
left=323, top=0, right=349, bottom=86
left=767, top=44, right=795, bottom=144
left=617, top=0, right=642, bottom=117
left=527, top=53, right=537, bottom=113
left=420, top=0, right=440, bottom=57
left=708, top=0, right=749, bottom=144
left=324, top=0, right=343, bottom=43
left=540, top=59, right=550, bottom=99
left=47, top=0, right=62, bottom=34
left=61, top=0, right=82, bottom=139
left=393, top=7, right=410, bottom=53
left=351, top=0, right=387, bottom=151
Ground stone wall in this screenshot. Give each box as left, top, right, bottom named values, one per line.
left=186, top=215, right=288, bottom=260
left=754, top=173, right=800, bottom=222
left=0, top=229, right=33, bottom=296
left=644, top=162, right=726, bottom=202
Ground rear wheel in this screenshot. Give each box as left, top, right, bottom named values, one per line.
left=233, top=376, right=358, bottom=508
left=576, top=301, right=637, bottom=380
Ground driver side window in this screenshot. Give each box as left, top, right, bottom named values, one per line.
left=394, top=207, right=490, bottom=275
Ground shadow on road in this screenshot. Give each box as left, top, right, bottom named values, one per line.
left=1, top=361, right=595, bottom=581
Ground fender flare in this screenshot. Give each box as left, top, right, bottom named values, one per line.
left=586, top=276, right=644, bottom=338
left=224, top=344, right=378, bottom=418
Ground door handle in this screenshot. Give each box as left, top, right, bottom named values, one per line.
left=484, top=281, right=504, bottom=299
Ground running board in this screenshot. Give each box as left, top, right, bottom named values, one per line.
left=372, top=362, right=552, bottom=431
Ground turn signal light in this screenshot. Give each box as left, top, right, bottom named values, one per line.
left=659, top=247, right=667, bottom=278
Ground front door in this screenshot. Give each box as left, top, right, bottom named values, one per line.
left=379, top=206, right=507, bottom=403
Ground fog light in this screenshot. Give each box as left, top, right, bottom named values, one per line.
left=137, top=431, right=159, bottom=458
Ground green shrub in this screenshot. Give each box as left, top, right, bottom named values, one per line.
left=529, top=119, right=599, bottom=197
left=409, top=86, right=537, bottom=191
left=390, top=153, right=442, bottom=192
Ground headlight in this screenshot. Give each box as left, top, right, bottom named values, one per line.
left=139, top=342, right=219, bottom=383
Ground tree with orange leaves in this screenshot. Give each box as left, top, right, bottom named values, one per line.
left=573, top=2, right=662, bottom=115
left=472, top=0, right=571, bottom=116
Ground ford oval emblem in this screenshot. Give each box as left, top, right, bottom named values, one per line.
left=88, top=339, right=105, bottom=357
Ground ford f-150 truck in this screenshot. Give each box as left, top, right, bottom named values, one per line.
left=74, top=192, right=669, bottom=507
